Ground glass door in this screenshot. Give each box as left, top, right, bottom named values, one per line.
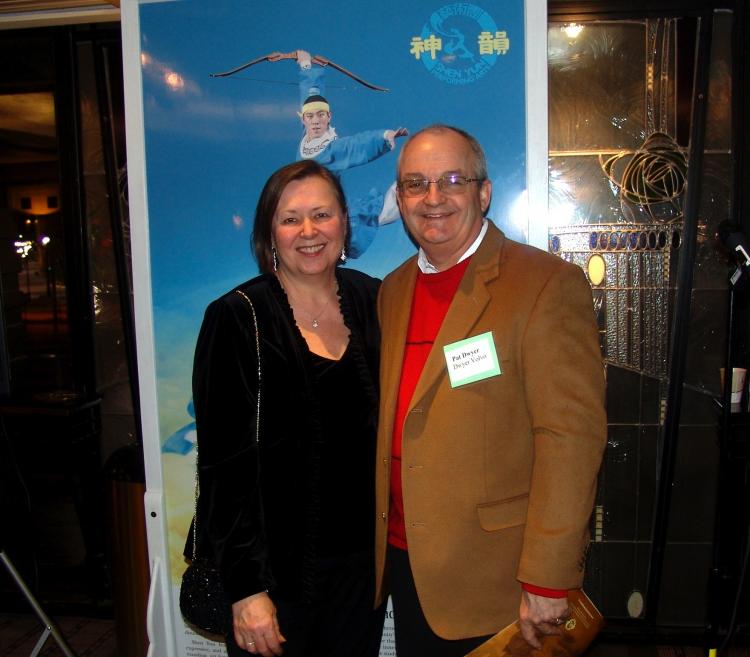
left=547, top=10, right=735, bottom=631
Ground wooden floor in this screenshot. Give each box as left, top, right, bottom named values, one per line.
left=0, top=613, right=117, bottom=657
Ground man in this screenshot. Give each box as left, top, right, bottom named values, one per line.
left=295, top=50, right=407, bottom=169
left=374, top=125, right=606, bottom=656
left=295, top=50, right=406, bottom=257
left=296, top=90, right=406, bottom=171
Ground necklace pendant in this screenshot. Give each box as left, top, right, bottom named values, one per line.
left=312, top=318, right=319, bottom=329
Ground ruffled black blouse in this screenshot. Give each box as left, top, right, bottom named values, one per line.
left=190, top=269, right=380, bottom=605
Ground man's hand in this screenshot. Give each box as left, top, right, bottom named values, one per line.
left=296, top=49, right=312, bottom=70
left=384, top=127, right=409, bottom=149
left=232, top=591, right=286, bottom=656
left=518, top=590, right=569, bottom=649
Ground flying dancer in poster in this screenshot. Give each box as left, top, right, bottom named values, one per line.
left=212, top=49, right=407, bottom=257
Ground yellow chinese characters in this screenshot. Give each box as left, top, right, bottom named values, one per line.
left=410, top=35, right=443, bottom=60
left=478, top=30, right=510, bottom=55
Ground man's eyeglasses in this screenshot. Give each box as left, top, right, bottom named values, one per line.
left=397, top=174, right=483, bottom=197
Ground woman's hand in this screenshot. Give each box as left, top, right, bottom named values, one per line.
left=232, top=592, right=286, bottom=656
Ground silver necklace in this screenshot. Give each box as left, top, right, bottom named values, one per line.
left=290, top=291, right=336, bottom=330
left=307, top=297, right=332, bottom=329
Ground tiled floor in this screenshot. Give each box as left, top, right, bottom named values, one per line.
left=0, top=613, right=116, bottom=657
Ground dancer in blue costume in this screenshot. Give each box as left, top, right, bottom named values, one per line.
left=295, top=50, right=406, bottom=257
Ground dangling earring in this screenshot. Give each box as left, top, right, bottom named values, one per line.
left=340, top=247, right=347, bottom=262
left=272, top=247, right=278, bottom=272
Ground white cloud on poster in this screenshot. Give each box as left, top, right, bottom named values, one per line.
left=181, top=98, right=294, bottom=121
left=143, top=93, right=297, bottom=142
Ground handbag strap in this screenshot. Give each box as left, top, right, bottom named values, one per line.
left=191, top=289, right=261, bottom=560
left=235, top=289, right=262, bottom=448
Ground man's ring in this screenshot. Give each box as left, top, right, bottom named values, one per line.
left=247, top=640, right=255, bottom=646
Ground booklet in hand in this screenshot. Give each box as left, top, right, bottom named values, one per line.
left=464, top=589, right=603, bottom=657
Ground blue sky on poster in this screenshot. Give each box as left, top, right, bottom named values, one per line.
left=139, top=0, right=527, bottom=440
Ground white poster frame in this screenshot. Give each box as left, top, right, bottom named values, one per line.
left=121, top=1, right=549, bottom=654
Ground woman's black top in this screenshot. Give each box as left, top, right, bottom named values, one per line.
left=190, top=269, right=380, bottom=605
left=310, top=346, right=376, bottom=559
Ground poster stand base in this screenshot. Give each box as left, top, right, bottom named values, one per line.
left=0, top=549, right=78, bottom=657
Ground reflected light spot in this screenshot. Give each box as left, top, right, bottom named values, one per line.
left=141, top=52, right=151, bottom=66
left=548, top=200, right=576, bottom=226
left=165, top=71, right=185, bottom=91
left=562, top=23, right=584, bottom=39
left=40, top=236, right=51, bottom=246
left=14, top=240, right=33, bottom=258
left=232, top=214, right=244, bottom=230
left=509, top=189, right=528, bottom=237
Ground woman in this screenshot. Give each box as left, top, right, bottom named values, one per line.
left=191, top=160, right=384, bottom=656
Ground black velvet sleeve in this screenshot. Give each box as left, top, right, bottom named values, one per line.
left=192, top=291, right=276, bottom=603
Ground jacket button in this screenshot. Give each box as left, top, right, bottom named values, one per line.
left=381, top=512, right=387, bottom=520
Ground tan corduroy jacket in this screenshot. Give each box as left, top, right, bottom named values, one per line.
left=374, top=221, right=607, bottom=639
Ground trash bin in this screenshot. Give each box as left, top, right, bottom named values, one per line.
left=105, top=443, right=149, bottom=657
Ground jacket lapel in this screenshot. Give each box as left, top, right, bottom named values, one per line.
left=409, top=223, right=504, bottom=410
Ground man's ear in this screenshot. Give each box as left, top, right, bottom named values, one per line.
left=479, top=179, right=492, bottom=213
left=395, top=186, right=406, bottom=217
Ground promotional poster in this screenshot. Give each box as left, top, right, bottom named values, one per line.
left=125, top=0, right=537, bottom=653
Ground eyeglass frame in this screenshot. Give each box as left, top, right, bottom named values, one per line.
left=396, top=174, right=485, bottom=197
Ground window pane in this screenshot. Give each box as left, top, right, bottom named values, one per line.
left=0, top=81, right=75, bottom=399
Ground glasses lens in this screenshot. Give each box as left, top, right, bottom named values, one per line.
left=400, top=179, right=427, bottom=196
left=399, top=176, right=478, bottom=196
left=438, top=175, right=468, bottom=193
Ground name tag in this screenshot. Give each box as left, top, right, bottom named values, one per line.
left=443, top=331, right=502, bottom=388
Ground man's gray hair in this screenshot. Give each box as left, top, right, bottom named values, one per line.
left=396, top=124, right=488, bottom=181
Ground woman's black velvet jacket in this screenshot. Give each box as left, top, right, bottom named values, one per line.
left=189, top=268, right=380, bottom=605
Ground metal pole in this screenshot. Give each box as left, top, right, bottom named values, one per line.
left=644, top=10, right=714, bottom=623
left=0, top=550, right=78, bottom=657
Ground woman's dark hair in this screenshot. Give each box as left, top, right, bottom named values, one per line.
left=252, top=160, right=349, bottom=273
